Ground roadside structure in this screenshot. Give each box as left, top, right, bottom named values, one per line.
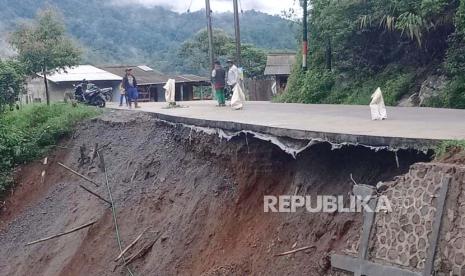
left=27, top=65, right=122, bottom=103
left=264, top=53, right=296, bottom=94
left=27, top=64, right=210, bottom=103
left=101, top=65, right=210, bottom=102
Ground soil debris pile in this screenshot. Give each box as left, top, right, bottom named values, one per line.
left=0, top=111, right=432, bottom=275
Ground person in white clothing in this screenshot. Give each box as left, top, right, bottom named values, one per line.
left=226, top=59, right=240, bottom=87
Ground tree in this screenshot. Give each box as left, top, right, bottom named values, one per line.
left=0, top=59, right=25, bottom=112
left=178, top=29, right=234, bottom=75
left=10, top=9, right=81, bottom=105
left=227, top=44, right=266, bottom=78
left=178, top=28, right=267, bottom=78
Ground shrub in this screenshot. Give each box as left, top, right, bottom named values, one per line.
left=0, top=103, right=100, bottom=196
left=277, top=69, right=335, bottom=104
left=444, top=76, right=465, bottom=109
left=435, top=139, right=465, bottom=159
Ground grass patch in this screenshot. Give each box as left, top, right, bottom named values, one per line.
left=0, top=103, right=101, bottom=196
left=434, top=140, right=465, bottom=159
left=278, top=65, right=415, bottom=106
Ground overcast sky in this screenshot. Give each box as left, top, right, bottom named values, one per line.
left=112, top=0, right=301, bottom=15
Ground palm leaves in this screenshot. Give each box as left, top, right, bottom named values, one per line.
left=358, top=12, right=429, bottom=46
left=379, top=15, right=397, bottom=31
left=396, top=12, right=429, bottom=46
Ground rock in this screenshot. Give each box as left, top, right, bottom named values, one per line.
left=418, top=75, right=448, bottom=106
left=353, top=184, right=375, bottom=198
left=376, top=181, right=389, bottom=192
left=398, top=93, right=419, bottom=107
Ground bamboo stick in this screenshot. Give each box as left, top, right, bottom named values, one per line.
left=275, top=245, right=316, bottom=257
left=26, top=220, right=96, bottom=246
left=58, top=162, right=100, bottom=187
left=78, top=185, right=111, bottom=205
left=114, top=228, right=149, bottom=261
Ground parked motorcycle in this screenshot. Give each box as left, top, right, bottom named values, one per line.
left=73, top=81, right=109, bottom=108
left=100, top=87, right=113, bottom=101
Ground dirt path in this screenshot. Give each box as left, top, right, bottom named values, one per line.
left=0, top=110, right=430, bottom=275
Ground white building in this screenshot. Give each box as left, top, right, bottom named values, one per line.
left=27, top=65, right=122, bottom=103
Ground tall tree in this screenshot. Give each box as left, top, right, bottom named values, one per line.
left=178, top=29, right=266, bottom=78
left=0, top=59, right=25, bottom=112
left=10, top=9, right=81, bottom=105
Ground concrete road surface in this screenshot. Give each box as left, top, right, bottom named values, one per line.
left=107, top=101, right=465, bottom=149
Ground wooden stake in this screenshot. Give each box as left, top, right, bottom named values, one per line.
left=130, top=169, right=138, bottom=185
left=26, top=220, right=96, bottom=246
left=58, top=162, right=100, bottom=187
left=78, top=185, right=111, bottom=205
left=114, top=228, right=149, bottom=262
left=125, top=232, right=162, bottom=265
left=90, top=142, right=99, bottom=162
left=275, top=245, right=316, bottom=257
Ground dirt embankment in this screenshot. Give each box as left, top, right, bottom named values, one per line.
left=0, top=111, right=431, bottom=276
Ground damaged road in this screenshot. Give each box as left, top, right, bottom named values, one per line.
left=0, top=110, right=444, bottom=275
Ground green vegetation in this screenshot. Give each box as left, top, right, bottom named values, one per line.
left=0, top=59, right=25, bottom=112
left=435, top=140, right=465, bottom=158
left=178, top=29, right=266, bottom=77
left=0, top=103, right=101, bottom=196
left=10, top=9, right=81, bottom=105
left=282, top=0, right=465, bottom=108
left=0, top=0, right=297, bottom=74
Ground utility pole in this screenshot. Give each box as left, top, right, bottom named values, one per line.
left=302, top=0, right=308, bottom=71
left=233, top=0, right=241, bottom=66
left=205, top=0, right=214, bottom=69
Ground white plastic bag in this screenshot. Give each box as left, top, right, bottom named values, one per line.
left=370, top=87, right=387, bottom=120
left=231, top=83, right=246, bottom=110
left=164, top=79, right=176, bottom=103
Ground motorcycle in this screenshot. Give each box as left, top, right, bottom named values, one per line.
left=73, top=81, right=108, bottom=108
left=100, top=87, right=113, bottom=101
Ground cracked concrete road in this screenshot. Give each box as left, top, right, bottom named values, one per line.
left=107, top=101, right=465, bottom=146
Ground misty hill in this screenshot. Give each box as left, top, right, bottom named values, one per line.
left=0, top=0, right=298, bottom=73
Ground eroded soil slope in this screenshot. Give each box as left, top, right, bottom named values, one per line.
left=0, top=110, right=430, bottom=275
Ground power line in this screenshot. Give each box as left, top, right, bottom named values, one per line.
left=205, top=0, right=214, bottom=67
left=233, top=0, right=241, bottom=66
left=186, top=0, right=193, bottom=13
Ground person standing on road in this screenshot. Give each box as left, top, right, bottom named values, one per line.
left=226, top=59, right=239, bottom=89
left=123, top=68, right=139, bottom=108
left=212, top=61, right=226, bottom=106
left=227, top=59, right=245, bottom=110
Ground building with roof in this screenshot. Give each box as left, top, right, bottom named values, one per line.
left=27, top=64, right=210, bottom=103
left=264, top=53, right=296, bottom=94
left=101, top=65, right=210, bottom=102
left=27, top=65, right=122, bottom=102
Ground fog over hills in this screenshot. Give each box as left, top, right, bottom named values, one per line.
left=0, top=0, right=298, bottom=73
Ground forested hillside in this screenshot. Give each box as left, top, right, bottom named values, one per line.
left=280, top=0, right=465, bottom=109
left=0, top=0, right=297, bottom=74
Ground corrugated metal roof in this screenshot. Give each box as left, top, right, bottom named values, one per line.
left=39, top=65, right=122, bottom=83
left=137, top=65, right=154, bottom=72
left=177, top=74, right=210, bottom=83
left=100, top=65, right=209, bottom=85
left=102, top=65, right=168, bottom=85
left=264, top=53, right=296, bottom=76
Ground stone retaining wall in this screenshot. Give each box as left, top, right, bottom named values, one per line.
left=338, top=162, right=465, bottom=275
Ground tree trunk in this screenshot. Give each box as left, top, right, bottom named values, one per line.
left=42, top=68, right=50, bottom=106
left=325, top=36, right=332, bottom=71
